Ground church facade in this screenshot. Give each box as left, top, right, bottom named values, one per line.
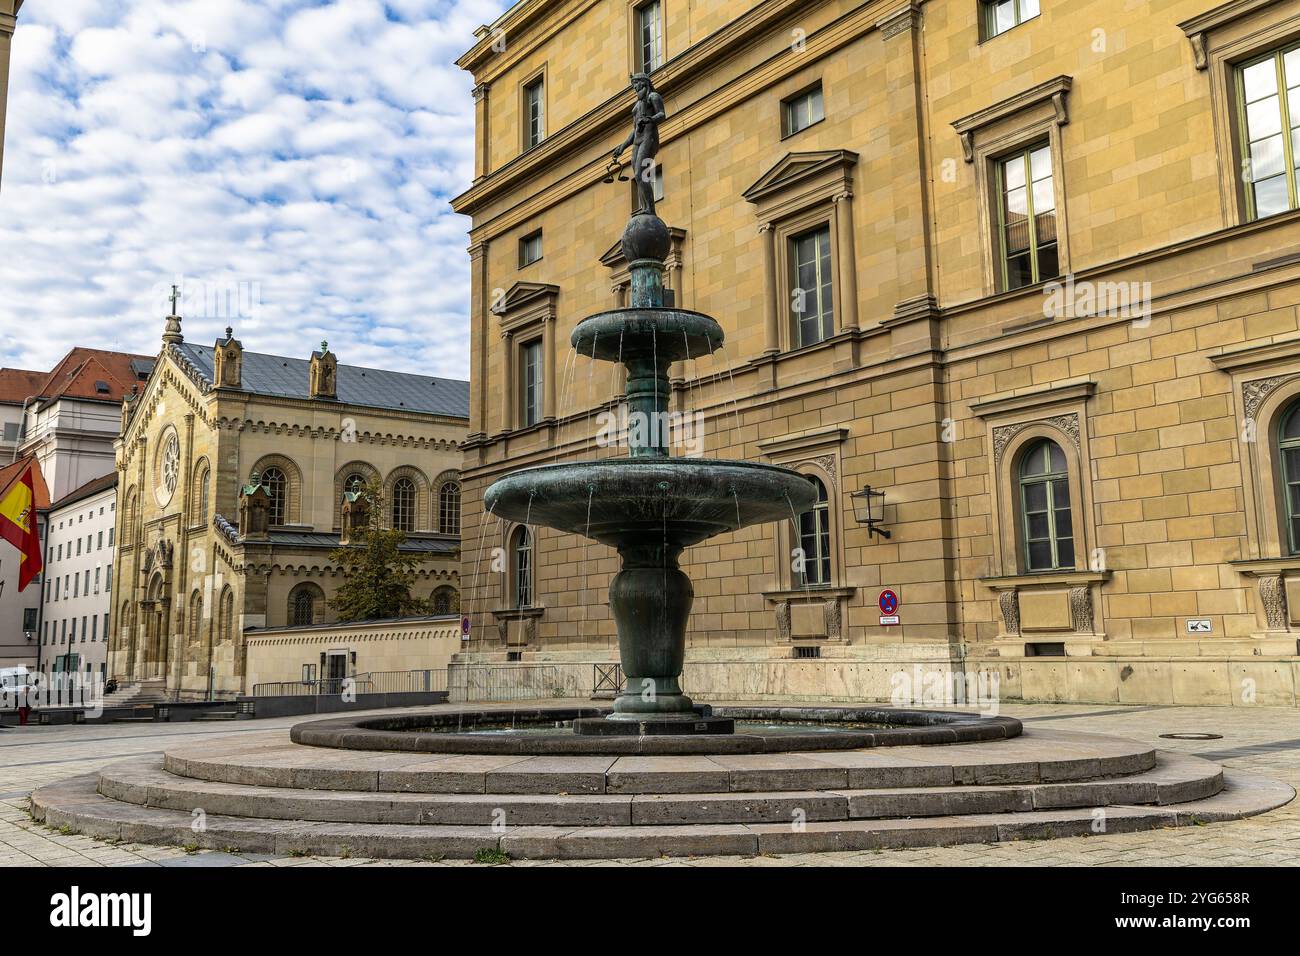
left=106, top=314, right=469, bottom=700
left=452, top=0, right=1300, bottom=706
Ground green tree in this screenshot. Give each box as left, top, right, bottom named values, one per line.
left=328, top=480, right=431, bottom=621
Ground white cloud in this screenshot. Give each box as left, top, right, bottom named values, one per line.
left=0, top=0, right=510, bottom=380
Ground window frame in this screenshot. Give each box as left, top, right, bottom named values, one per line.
left=787, top=222, right=835, bottom=349
left=634, top=0, right=664, bottom=74
left=1235, top=42, right=1300, bottom=221
left=980, top=0, right=1041, bottom=43
left=521, top=72, right=546, bottom=151
left=994, top=140, right=1060, bottom=291
left=520, top=338, right=544, bottom=427
left=261, top=466, right=288, bottom=526
left=797, top=476, right=832, bottom=587
left=439, top=481, right=461, bottom=535
left=519, top=230, right=543, bottom=267
left=391, top=477, right=417, bottom=533
left=781, top=82, right=825, bottom=139
left=1279, top=400, right=1300, bottom=555
left=1017, top=439, right=1075, bottom=572
left=512, top=526, right=534, bottom=608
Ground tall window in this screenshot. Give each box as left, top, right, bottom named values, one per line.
left=981, top=0, right=1039, bottom=41
left=392, top=477, right=417, bottom=532
left=219, top=587, right=235, bottom=642
left=789, top=225, right=834, bottom=347
left=291, top=588, right=315, bottom=626
left=1238, top=46, right=1300, bottom=220
left=797, top=476, right=832, bottom=586
left=512, top=526, right=533, bottom=607
left=439, top=482, right=461, bottom=535
left=996, top=143, right=1058, bottom=290
left=1019, top=439, right=1074, bottom=571
left=636, top=0, right=663, bottom=73
left=1278, top=401, right=1300, bottom=554
left=188, top=590, right=202, bottom=644
left=782, top=83, right=824, bottom=137
left=199, top=469, right=209, bottom=521
left=261, top=467, right=287, bottom=525
left=523, top=77, right=545, bottom=149
left=522, top=340, right=543, bottom=427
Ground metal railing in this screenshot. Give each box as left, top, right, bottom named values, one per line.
left=449, top=664, right=567, bottom=702
left=249, top=669, right=448, bottom=698
left=592, top=662, right=623, bottom=699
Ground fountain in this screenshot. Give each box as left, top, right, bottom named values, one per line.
left=484, top=73, right=818, bottom=733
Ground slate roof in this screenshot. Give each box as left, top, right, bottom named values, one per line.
left=49, top=471, right=118, bottom=511
left=172, top=343, right=469, bottom=419
left=266, top=528, right=459, bottom=554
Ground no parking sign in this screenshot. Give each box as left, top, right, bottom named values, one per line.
left=879, top=589, right=900, bottom=626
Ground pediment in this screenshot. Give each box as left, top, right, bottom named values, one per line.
left=599, top=227, right=687, bottom=269
left=492, top=281, right=559, bottom=317
left=742, top=149, right=858, bottom=205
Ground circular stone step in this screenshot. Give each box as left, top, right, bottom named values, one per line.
left=93, top=752, right=1224, bottom=827
left=30, top=769, right=1293, bottom=861
left=161, top=728, right=1159, bottom=795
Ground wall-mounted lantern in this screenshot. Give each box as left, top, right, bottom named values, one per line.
left=850, top=486, right=891, bottom=539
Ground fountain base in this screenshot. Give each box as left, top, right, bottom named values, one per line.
left=572, top=707, right=734, bottom=736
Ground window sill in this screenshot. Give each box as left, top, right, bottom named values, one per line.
left=979, top=570, right=1109, bottom=590
left=492, top=606, right=544, bottom=620
left=762, top=585, right=855, bottom=602
left=1230, top=557, right=1300, bottom=576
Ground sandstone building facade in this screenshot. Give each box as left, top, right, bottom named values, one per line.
left=452, top=0, right=1300, bottom=706
left=107, top=314, right=469, bottom=700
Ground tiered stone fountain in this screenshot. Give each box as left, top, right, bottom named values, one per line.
left=483, top=208, right=816, bottom=732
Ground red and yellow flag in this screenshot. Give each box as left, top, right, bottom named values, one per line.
left=0, top=460, right=42, bottom=591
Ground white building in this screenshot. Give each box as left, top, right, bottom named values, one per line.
left=40, top=473, right=116, bottom=684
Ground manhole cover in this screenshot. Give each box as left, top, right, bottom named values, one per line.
left=1158, top=732, right=1223, bottom=741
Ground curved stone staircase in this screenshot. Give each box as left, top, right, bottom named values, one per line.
left=30, top=725, right=1294, bottom=860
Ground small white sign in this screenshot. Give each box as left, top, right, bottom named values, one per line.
left=1186, top=619, right=1212, bottom=633
left=880, top=615, right=900, bottom=626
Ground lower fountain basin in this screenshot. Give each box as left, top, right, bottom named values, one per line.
left=290, top=706, right=1024, bottom=755
left=484, top=458, right=818, bottom=550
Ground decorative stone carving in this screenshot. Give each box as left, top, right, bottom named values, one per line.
left=1069, top=585, right=1093, bottom=633
left=1242, top=376, right=1290, bottom=422
left=1260, top=574, right=1289, bottom=630
left=993, top=413, right=1081, bottom=466
left=998, top=590, right=1020, bottom=635
left=877, top=2, right=920, bottom=39
left=824, top=598, right=842, bottom=640
left=775, top=601, right=791, bottom=642
left=524, top=615, right=538, bottom=644
left=811, top=454, right=837, bottom=487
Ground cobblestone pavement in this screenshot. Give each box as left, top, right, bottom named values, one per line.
left=1, top=701, right=1297, bottom=867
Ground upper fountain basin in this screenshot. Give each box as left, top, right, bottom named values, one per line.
left=572, top=309, right=724, bottom=365
left=484, top=458, right=819, bottom=551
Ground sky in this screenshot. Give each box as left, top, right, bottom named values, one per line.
left=0, top=0, right=509, bottom=380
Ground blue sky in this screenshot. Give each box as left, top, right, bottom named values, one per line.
left=0, top=0, right=508, bottom=379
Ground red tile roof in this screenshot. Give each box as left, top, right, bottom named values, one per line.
left=30, top=348, right=153, bottom=406
left=0, top=368, right=47, bottom=405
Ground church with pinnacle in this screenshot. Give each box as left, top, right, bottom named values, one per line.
left=105, top=305, right=469, bottom=700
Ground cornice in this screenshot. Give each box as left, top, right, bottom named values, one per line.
left=952, top=75, right=1072, bottom=163
left=969, top=381, right=1096, bottom=419
left=452, top=0, right=903, bottom=224
left=1209, top=335, right=1300, bottom=372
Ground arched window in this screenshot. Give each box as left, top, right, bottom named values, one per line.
left=291, top=589, right=314, bottom=626
left=1018, top=439, right=1074, bottom=571
left=219, top=586, right=235, bottom=643
left=512, top=527, right=533, bottom=607
left=392, top=477, right=416, bottom=532
left=439, top=482, right=461, bottom=535
left=344, top=473, right=366, bottom=496
left=261, top=467, right=287, bottom=526
left=432, top=585, right=459, bottom=615
left=187, top=590, right=202, bottom=644
left=123, top=491, right=137, bottom=546
left=1279, top=401, right=1300, bottom=554
left=199, top=471, right=209, bottom=521
left=797, top=476, right=832, bottom=586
